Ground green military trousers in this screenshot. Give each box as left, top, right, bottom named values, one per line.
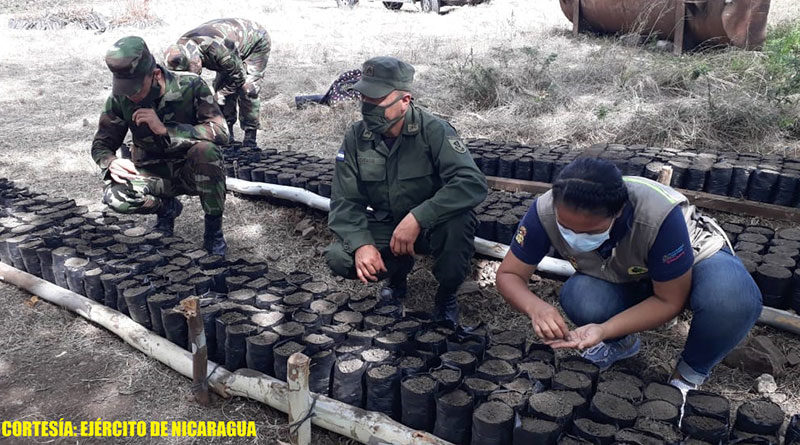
left=214, top=45, right=270, bottom=132
left=325, top=210, right=477, bottom=297
left=102, top=141, right=226, bottom=216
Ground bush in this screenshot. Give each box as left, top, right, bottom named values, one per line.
left=447, top=47, right=560, bottom=114
left=763, top=20, right=800, bottom=103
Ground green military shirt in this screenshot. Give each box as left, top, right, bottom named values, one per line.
left=329, top=103, right=488, bottom=252
left=91, top=66, right=228, bottom=173
left=176, top=18, right=271, bottom=98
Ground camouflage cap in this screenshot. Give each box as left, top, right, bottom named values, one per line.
left=164, top=43, right=202, bottom=74
left=105, top=36, right=157, bottom=96
left=353, top=56, right=414, bottom=99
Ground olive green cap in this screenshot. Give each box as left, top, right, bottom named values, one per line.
left=354, top=56, right=415, bottom=99
left=105, top=36, right=156, bottom=96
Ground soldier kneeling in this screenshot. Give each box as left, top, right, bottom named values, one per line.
left=325, top=57, right=488, bottom=324
left=91, top=36, right=229, bottom=255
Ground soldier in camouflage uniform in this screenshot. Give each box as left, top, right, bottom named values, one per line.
left=91, top=36, right=229, bottom=255
left=164, top=18, right=271, bottom=148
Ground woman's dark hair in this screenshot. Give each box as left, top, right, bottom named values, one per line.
left=552, top=157, right=628, bottom=217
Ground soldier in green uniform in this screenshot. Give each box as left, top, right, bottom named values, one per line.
left=325, top=56, right=488, bottom=324
left=91, top=36, right=229, bottom=255
left=164, top=18, right=271, bottom=148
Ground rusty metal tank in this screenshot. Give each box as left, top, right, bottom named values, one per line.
left=559, top=0, right=770, bottom=49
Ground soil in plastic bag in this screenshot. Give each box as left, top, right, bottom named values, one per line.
left=400, top=374, right=438, bottom=432
left=365, top=363, right=402, bottom=419
left=331, top=355, right=368, bottom=408
left=471, top=400, right=514, bottom=445
left=434, top=388, right=474, bottom=445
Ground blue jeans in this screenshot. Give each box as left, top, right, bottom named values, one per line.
left=559, top=249, right=762, bottom=385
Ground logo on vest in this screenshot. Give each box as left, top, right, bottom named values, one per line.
left=567, top=256, right=578, bottom=269
left=627, top=266, right=649, bottom=276
left=514, top=225, right=527, bottom=246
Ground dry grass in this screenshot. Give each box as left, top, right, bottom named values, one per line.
left=1, top=0, right=800, bottom=440
left=110, top=0, right=165, bottom=29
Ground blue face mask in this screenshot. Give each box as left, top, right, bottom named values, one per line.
left=557, top=220, right=612, bottom=253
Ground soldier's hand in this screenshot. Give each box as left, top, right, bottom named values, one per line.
left=215, top=91, right=227, bottom=106
left=390, top=213, right=421, bottom=256
left=132, top=109, right=167, bottom=136
left=354, top=244, right=387, bottom=284
left=242, top=82, right=259, bottom=98
left=108, top=158, right=139, bottom=183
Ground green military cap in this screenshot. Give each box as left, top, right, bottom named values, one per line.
left=105, top=36, right=157, bottom=96
left=354, top=56, right=415, bottom=99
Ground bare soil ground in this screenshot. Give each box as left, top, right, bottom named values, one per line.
left=1, top=0, right=800, bottom=443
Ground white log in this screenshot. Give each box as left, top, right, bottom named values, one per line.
left=472, top=237, right=576, bottom=276
left=287, top=353, right=312, bottom=445
left=0, top=262, right=453, bottom=445
left=758, top=306, right=800, bottom=336
left=222, top=370, right=451, bottom=444
left=226, top=178, right=331, bottom=212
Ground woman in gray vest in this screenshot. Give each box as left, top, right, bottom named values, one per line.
left=496, top=157, right=762, bottom=392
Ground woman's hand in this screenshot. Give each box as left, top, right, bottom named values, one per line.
left=548, top=323, right=607, bottom=350
left=528, top=302, right=569, bottom=342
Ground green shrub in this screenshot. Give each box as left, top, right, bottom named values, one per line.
left=764, top=21, right=800, bottom=103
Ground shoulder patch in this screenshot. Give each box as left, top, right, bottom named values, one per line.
left=336, top=149, right=345, bottom=162
left=448, top=137, right=467, bottom=154
left=514, top=225, right=527, bottom=246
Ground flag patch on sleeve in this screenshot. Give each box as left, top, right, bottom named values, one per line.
left=336, top=149, right=345, bottom=162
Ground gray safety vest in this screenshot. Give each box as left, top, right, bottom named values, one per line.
left=536, top=176, right=726, bottom=283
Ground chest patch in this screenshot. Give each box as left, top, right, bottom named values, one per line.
left=627, top=266, right=649, bottom=276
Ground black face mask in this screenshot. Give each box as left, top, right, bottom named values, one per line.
left=134, top=75, right=162, bottom=109
left=361, top=94, right=405, bottom=135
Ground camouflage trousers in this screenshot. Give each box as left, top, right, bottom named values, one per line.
left=103, top=141, right=225, bottom=216
left=214, top=46, right=270, bottom=131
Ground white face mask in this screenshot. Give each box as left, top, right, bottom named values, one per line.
left=557, top=220, right=612, bottom=253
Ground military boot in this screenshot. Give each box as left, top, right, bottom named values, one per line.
left=153, top=197, right=183, bottom=236
left=379, top=254, right=413, bottom=300
left=203, top=214, right=227, bottom=256
left=432, top=292, right=459, bottom=325
left=227, top=123, right=236, bottom=144
left=242, top=129, right=258, bottom=148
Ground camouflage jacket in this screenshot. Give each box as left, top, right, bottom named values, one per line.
left=91, top=66, right=228, bottom=174
left=177, top=18, right=271, bottom=97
